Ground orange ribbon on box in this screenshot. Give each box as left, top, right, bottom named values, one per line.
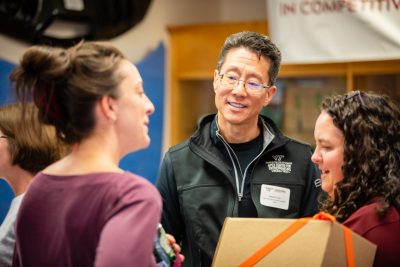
left=238, top=212, right=355, bottom=267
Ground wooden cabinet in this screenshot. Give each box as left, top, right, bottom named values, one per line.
left=278, top=62, right=400, bottom=144
left=168, top=21, right=400, bottom=147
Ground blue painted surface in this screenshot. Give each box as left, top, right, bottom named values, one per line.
left=0, top=59, right=16, bottom=224
left=0, top=180, right=13, bottom=224
left=0, top=43, right=165, bottom=223
left=0, top=59, right=16, bottom=104
left=119, top=42, right=165, bottom=184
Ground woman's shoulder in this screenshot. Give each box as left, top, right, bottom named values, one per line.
left=343, top=202, right=400, bottom=235
left=105, top=172, right=162, bottom=214
left=113, top=172, right=161, bottom=202
left=32, top=171, right=160, bottom=203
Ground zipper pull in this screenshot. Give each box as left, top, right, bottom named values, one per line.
left=238, top=193, right=243, bottom=202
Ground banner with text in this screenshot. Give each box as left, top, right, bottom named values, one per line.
left=267, top=0, right=400, bottom=63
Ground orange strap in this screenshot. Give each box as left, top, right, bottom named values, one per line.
left=343, top=226, right=355, bottom=267
left=313, top=211, right=336, bottom=221
left=238, top=212, right=355, bottom=267
left=238, top=218, right=308, bottom=267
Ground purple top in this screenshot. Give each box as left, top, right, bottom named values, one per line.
left=13, top=172, right=162, bottom=267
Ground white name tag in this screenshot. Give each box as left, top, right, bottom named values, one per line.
left=260, top=184, right=290, bottom=210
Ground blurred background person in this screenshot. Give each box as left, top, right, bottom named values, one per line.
left=312, top=91, right=400, bottom=267
left=0, top=103, right=66, bottom=267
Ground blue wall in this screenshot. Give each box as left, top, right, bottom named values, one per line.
left=0, top=59, right=16, bottom=104
left=0, top=59, right=17, bottom=223
left=120, top=42, right=165, bottom=184
left=0, top=43, right=165, bottom=224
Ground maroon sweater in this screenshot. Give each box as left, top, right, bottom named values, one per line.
left=343, top=201, right=400, bottom=267
left=13, top=172, right=162, bottom=267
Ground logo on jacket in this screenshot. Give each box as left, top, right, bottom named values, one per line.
left=266, top=155, right=292, bottom=173
left=314, top=178, right=322, bottom=187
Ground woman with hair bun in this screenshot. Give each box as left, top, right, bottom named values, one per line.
left=312, top=91, right=400, bottom=267
left=9, top=41, right=167, bottom=267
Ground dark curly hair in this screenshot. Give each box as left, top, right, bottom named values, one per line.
left=320, top=91, right=400, bottom=222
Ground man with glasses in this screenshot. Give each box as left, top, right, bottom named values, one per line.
left=156, top=31, right=321, bottom=266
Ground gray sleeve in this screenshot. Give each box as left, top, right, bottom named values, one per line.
left=0, top=204, right=18, bottom=267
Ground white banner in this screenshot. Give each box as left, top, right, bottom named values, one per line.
left=267, top=0, right=400, bottom=63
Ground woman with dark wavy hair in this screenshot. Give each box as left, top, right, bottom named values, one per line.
left=311, top=91, right=400, bottom=267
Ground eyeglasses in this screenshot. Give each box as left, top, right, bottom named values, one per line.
left=345, top=90, right=365, bottom=106
left=219, top=73, right=270, bottom=93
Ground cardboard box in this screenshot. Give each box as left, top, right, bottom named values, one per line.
left=212, top=217, right=376, bottom=267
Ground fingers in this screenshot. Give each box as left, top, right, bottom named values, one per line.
left=166, top=233, right=184, bottom=265
left=166, top=233, right=181, bottom=254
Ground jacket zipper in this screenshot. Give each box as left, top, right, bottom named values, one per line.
left=217, top=132, right=244, bottom=202
left=215, top=118, right=275, bottom=204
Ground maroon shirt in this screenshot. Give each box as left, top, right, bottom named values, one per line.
left=343, top=201, right=400, bottom=267
left=13, top=172, right=162, bottom=267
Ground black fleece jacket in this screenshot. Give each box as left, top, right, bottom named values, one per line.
left=156, top=114, right=321, bottom=267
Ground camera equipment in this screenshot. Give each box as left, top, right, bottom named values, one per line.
left=0, top=0, right=152, bottom=47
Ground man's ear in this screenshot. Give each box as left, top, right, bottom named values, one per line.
left=213, top=69, right=219, bottom=92
left=99, top=96, right=117, bottom=121
left=264, top=85, right=277, bottom=106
